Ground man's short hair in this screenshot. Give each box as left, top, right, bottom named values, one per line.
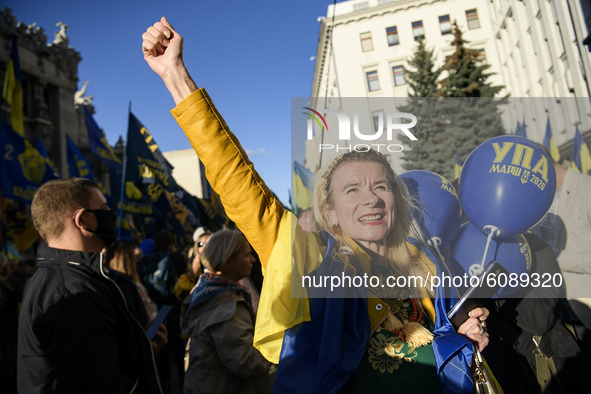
left=31, top=178, right=99, bottom=241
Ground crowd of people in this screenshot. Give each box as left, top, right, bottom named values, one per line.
left=0, top=16, right=589, bottom=394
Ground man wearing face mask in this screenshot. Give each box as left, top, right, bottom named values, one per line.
left=17, top=178, right=166, bottom=394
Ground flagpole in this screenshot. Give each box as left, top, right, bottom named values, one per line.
left=117, top=105, right=131, bottom=239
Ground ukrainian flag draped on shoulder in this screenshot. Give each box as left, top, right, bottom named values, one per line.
left=2, top=36, right=23, bottom=136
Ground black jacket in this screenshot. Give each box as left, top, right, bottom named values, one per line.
left=17, top=246, right=162, bottom=394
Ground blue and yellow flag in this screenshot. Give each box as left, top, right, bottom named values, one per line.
left=0, top=120, right=54, bottom=202
left=122, top=112, right=180, bottom=217
left=2, top=36, right=24, bottom=136
left=83, top=106, right=122, bottom=170
left=571, top=125, right=591, bottom=174
left=454, top=151, right=462, bottom=180
left=0, top=120, right=53, bottom=250
left=543, top=116, right=560, bottom=163
left=66, top=135, right=97, bottom=180
left=35, top=136, right=60, bottom=178
left=293, top=161, right=314, bottom=213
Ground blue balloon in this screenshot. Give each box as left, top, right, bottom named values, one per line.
left=401, top=170, right=462, bottom=248
left=447, top=222, right=532, bottom=297
left=459, top=135, right=556, bottom=238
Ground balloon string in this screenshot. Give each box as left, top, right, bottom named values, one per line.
left=480, top=225, right=500, bottom=270
left=429, top=237, right=451, bottom=274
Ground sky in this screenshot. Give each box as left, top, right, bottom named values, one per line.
left=7, top=0, right=330, bottom=206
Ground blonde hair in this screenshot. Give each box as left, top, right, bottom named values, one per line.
left=312, top=150, right=433, bottom=297
left=200, top=229, right=247, bottom=273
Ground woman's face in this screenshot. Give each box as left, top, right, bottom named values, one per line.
left=327, top=161, right=395, bottom=251
left=196, top=235, right=210, bottom=256
left=225, top=242, right=255, bottom=282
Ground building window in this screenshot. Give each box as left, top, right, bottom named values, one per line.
left=386, top=26, right=399, bottom=46
left=366, top=71, right=380, bottom=91
left=412, top=20, right=425, bottom=41
left=466, top=9, right=480, bottom=30
left=392, top=66, right=406, bottom=86
left=439, top=15, right=452, bottom=35
left=360, top=31, right=373, bottom=52
left=354, top=2, right=370, bottom=11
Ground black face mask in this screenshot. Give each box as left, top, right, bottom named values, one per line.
left=86, top=209, right=117, bottom=247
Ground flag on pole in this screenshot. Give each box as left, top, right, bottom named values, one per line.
left=35, top=136, right=60, bottom=178
left=293, top=161, right=314, bottom=213
left=0, top=120, right=55, bottom=202
left=83, top=106, right=122, bottom=170
left=515, top=118, right=527, bottom=138
left=66, top=135, right=98, bottom=180
left=454, top=151, right=462, bottom=180
left=571, top=125, right=591, bottom=174
left=543, top=116, right=560, bottom=163
left=2, top=36, right=24, bottom=136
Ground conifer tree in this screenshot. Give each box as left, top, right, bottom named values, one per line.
left=399, top=40, right=446, bottom=173
left=400, top=24, right=506, bottom=180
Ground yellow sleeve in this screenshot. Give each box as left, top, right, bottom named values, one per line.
left=171, top=89, right=284, bottom=268
left=171, top=89, right=320, bottom=362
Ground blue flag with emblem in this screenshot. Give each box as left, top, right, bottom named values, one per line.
left=0, top=119, right=54, bottom=202
left=83, top=106, right=122, bottom=170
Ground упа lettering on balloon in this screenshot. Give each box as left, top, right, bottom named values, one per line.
left=491, top=142, right=549, bottom=182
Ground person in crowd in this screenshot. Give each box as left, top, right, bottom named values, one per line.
left=531, top=150, right=591, bottom=351
left=483, top=232, right=591, bottom=393
left=108, top=239, right=158, bottom=324
left=18, top=178, right=166, bottom=393
left=0, top=252, right=21, bottom=394
left=145, top=229, right=186, bottom=391
left=138, top=238, right=155, bottom=282
left=181, top=229, right=273, bottom=394
left=174, top=228, right=213, bottom=302
left=142, top=17, right=489, bottom=393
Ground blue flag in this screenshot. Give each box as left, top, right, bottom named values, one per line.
left=542, top=116, right=560, bottom=163
left=0, top=120, right=54, bottom=202
left=35, top=136, right=60, bottom=178
left=122, top=112, right=180, bottom=217
left=83, top=106, right=122, bottom=170
left=515, top=119, right=527, bottom=137
left=66, top=134, right=98, bottom=180
left=572, top=125, right=591, bottom=174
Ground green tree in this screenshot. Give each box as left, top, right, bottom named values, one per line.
left=399, top=40, right=447, bottom=174
left=440, top=23, right=503, bottom=97
left=400, top=23, right=506, bottom=180
left=405, top=39, right=442, bottom=97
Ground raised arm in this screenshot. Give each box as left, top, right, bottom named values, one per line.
left=142, top=17, right=287, bottom=267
